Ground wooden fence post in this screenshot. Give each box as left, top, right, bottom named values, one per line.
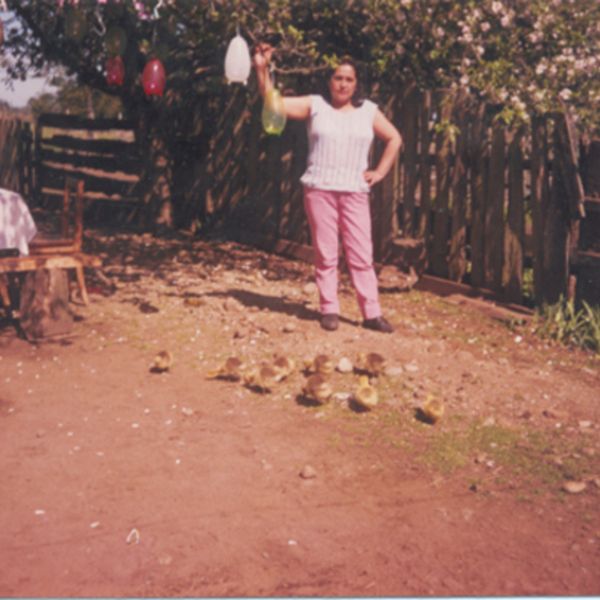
left=431, top=90, right=452, bottom=278
left=448, top=88, right=469, bottom=282
left=469, top=103, right=488, bottom=289
left=418, top=90, right=432, bottom=257
left=541, top=112, right=579, bottom=304
left=371, top=95, right=400, bottom=263
left=485, top=117, right=506, bottom=293
left=530, top=114, right=549, bottom=303
left=402, top=83, right=419, bottom=238
left=503, top=125, right=525, bottom=303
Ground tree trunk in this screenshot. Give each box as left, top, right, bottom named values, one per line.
left=19, top=269, right=73, bottom=340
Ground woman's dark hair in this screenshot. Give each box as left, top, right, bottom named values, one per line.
left=322, top=56, right=365, bottom=107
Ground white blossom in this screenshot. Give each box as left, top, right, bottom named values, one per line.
left=559, top=87, right=572, bottom=100
left=529, top=31, right=543, bottom=44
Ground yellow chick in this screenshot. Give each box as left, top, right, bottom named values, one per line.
left=154, top=350, right=173, bottom=372
left=304, top=354, right=334, bottom=375
left=244, top=365, right=280, bottom=393
left=353, top=374, right=378, bottom=410
left=207, top=356, right=247, bottom=381
left=272, top=355, right=295, bottom=380
left=356, top=351, right=387, bottom=377
left=422, top=395, right=445, bottom=424
left=302, top=373, right=333, bottom=404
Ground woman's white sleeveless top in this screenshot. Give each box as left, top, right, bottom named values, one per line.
left=300, top=94, right=377, bottom=193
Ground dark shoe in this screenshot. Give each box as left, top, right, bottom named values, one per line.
left=362, top=316, right=394, bottom=333
left=320, top=314, right=339, bottom=331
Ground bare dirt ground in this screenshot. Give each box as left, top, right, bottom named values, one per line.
left=1, top=229, right=600, bottom=597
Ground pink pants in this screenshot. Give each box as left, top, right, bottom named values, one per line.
left=303, top=187, right=382, bottom=320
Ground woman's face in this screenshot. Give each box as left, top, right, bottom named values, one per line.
left=328, top=63, right=357, bottom=107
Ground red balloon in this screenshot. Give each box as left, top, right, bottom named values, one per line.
left=142, top=59, right=166, bottom=97
left=107, top=56, right=124, bottom=86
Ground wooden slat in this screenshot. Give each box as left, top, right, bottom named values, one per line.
left=576, top=250, right=600, bottom=268
left=530, top=115, right=549, bottom=302
left=485, top=118, right=505, bottom=293
left=0, top=252, right=102, bottom=274
left=41, top=135, right=135, bottom=155
left=39, top=152, right=140, bottom=176
left=287, top=119, right=309, bottom=244
left=401, top=83, right=418, bottom=238
left=503, top=126, right=525, bottom=303
left=417, top=90, right=432, bottom=252
left=541, top=121, right=572, bottom=303
left=448, top=88, right=468, bottom=282
left=40, top=187, right=138, bottom=202
left=553, top=103, right=585, bottom=219
left=38, top=113, right=136, bottom=131
left=431, top=90, right=452, bottom=278
left=370, top=94, right=400, bottom=263
left=29, top=240, right=78, bottom=254
left=584, top=196, right=600, bottom=212
left=38, top=165, right=139, bottom=197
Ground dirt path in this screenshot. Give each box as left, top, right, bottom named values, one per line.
left=0, top=230, right=599, bottom=597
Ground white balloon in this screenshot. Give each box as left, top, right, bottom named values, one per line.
left=224, top=34, right=251, bottom=85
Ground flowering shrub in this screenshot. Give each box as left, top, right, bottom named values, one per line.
left=5, top=0, right=600, bottom=132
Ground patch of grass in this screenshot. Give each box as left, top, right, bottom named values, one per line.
left=516, top=493, right=533, bottom=503
left=328, top=433, right=341, bottom=446
left=414, top=416, right=598, bottom=496
left=131, top=341, right=154, bottom=351
left=581, top=513, right=595, bottom=524
left=448, top=413, right=468, bottom=423
left=534, top=295, right=600, bottom=353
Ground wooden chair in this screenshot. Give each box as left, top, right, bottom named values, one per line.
left=28, top=177, right=91, bottom=304
left=0, top=178, right=102, bottom=315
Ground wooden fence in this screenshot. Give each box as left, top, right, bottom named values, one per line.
left=2, top=88, right=599, bottom=307
left=204, top=84, right=599, bottom=307
left=34, top=113, right=140, bottom=203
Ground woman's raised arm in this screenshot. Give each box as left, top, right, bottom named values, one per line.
left=254, top=43, right=311, bottom=121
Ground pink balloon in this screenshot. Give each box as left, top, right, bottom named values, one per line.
left=142, top=58, right=166, bottom=97
left=107, top=55, right=124, bottom=86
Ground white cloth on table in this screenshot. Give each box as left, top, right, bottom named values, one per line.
left=0, top=188, right=37, bottom=256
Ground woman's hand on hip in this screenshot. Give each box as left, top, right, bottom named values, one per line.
left=364, top=170, right=385, bottom=186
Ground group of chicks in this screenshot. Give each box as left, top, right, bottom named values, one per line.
left=154, top=348, right=444, bottom=422
left=207, top=351, right=382, bottom=412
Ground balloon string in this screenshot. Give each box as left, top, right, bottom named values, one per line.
left=269, top=63, right=275, bottom=88
left=93, top=4, right=106, bottom=36
left=153, top=0, right=164, bottom=20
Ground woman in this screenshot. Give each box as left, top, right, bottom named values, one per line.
left=254, top=44, right=402, bottom=333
